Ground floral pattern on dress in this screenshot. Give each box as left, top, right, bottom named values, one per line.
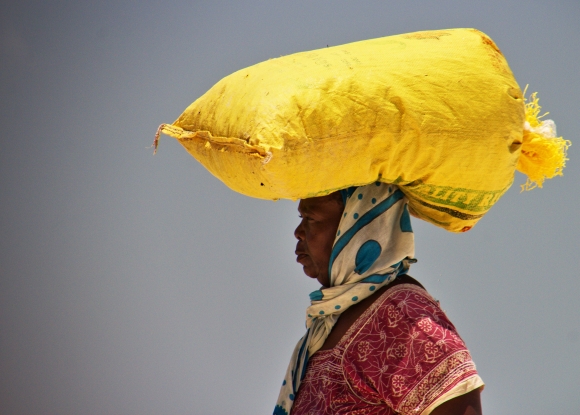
left=290, top=284, right=480, bottom=415
left=417, top=317, right=433, bottom=333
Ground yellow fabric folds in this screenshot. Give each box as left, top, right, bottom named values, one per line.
left=156, top=28, right=567, bottom=232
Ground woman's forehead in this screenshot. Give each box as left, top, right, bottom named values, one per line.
left=298, top=194, right=343, bottom=214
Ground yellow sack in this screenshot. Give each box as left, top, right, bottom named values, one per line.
left=155, top=28, right=569, bottom=232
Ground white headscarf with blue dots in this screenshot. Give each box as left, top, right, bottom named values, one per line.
left=274, top=183, right=416, bottom=415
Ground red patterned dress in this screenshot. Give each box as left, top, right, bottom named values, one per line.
left=291, top=284, right=483, bottom=415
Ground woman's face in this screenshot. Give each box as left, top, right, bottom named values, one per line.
left=294, top=193, right=344, bottom=287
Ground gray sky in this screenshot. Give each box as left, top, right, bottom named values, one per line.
left=0, top=1, right=578, bottom=414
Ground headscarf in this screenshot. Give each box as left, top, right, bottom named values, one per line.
left=274, top=183, right=416, bottom=415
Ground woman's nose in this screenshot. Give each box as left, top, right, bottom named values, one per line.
left=294, top=221, right=305, bottom=240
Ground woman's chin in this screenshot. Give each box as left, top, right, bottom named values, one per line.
left=301, top=267, right=317, bottom=279
left=298, top=262, right=329, bottom=286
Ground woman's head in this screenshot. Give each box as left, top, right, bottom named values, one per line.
left=295, top=183, right=416, bottom=290
left=294, top=192, right=344, bottom=287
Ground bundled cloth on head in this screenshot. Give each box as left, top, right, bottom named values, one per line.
left=274, top=183, right=416, bottom=415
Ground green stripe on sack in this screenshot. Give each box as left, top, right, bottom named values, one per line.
left=406, top=183, right=510, bottom=213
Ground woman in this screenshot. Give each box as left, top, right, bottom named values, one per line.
left=274, top=183, right=484, bottom=415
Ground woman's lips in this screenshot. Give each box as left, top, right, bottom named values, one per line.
left=295, top=252, right=308, bottom=262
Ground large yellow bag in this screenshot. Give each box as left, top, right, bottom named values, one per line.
left=155, top=28, right=569, bottom=232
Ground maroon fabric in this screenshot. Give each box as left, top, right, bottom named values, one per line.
left=291, top=284, right=479, bottom=415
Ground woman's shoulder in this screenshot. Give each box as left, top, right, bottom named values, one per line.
left=339, top=277, right=480, bottom=412
left=351, top=275, right=442, bottom=328
left=319, top=275, right=434, bottom=351
left=356, top=275, right=457, bottom=338
left=384, top=274, right=426, bottom=292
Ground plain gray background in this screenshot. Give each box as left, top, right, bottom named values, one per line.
left=1, top=1, right=578, bottom=414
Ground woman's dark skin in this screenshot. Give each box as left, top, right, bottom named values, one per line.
left=294, top=192, right=482, bottom=415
